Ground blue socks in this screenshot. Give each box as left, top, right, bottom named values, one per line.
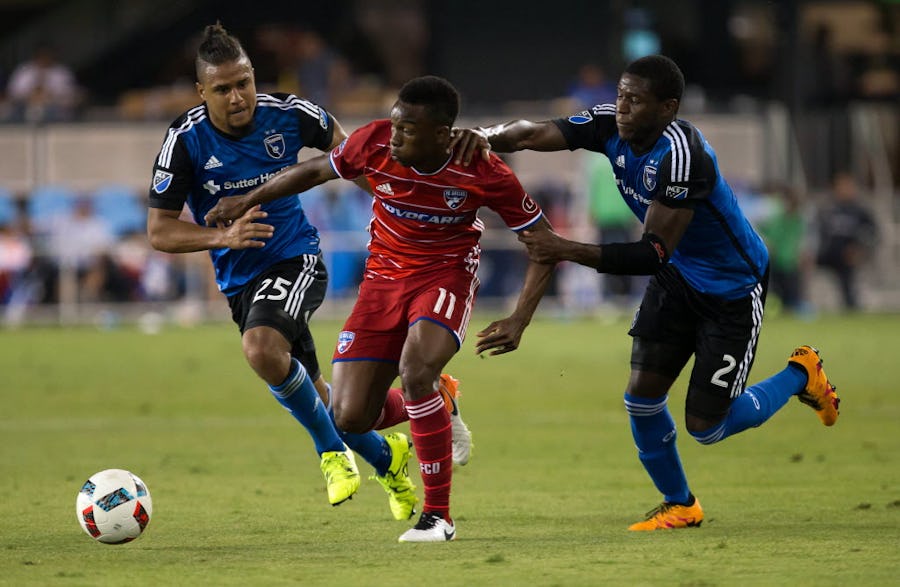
left=691, top=365, right=806, bottom=445
left=269, top=358, right=344, bottom=455
left=625, top=393, right=691, bottom=504
left=270, top=361, right=395, bottom=476
left=323, top=384, right=393, bottom=476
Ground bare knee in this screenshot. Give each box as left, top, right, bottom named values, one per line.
left=332, top=402, right=374, bottom=434
left=398, top=363, right=439, bottom=401
left=685, top=413, right=724, bottom=436
left=242, top=332, right=290, bottom=386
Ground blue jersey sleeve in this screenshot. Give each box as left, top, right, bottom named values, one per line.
left=551, top=103, right=618, bottom=154
left=268, top=92, right=335, bottom=152
left=654, top=121, right=716, bottom=209
left=148, top=114, right=196, bottom=211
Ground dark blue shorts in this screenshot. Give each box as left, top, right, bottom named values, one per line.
left=227, top=254, right=328, bottom=381
left=628, top=264, right=769, bottom=421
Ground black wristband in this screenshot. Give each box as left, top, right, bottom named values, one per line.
left=596, top=233, right=669, bottom=275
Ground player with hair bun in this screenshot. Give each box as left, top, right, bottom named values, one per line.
left=147, top=24, right=470, bottom=522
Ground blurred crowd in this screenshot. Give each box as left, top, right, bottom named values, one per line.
left=0, top=2, right=896, bottom=123
left=0, top=182, right=386, bottom=325
left=0, top=0, right=894, bottom=324
left=0, top=1, right=431, bottom=124
left=0, top=169, right=880, bottom=327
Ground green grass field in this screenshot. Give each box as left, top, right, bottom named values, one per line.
left=1, top=313, right=898, bottom=586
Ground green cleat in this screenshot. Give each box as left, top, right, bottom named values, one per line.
left=372, top=432, right=418, bottom=520
left=320, top=448, right=360, bottom=506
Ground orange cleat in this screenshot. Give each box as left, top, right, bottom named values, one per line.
left=628, top=496, right=704, bottom=531
left=788, top=346, right=840, bottom=426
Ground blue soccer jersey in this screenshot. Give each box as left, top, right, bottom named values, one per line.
left=148, top=93, right=334, bottom=296
left=554, top=104, right=768, bottom=299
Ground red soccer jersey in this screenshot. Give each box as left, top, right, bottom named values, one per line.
left=329, top=119, right=543, bottom=280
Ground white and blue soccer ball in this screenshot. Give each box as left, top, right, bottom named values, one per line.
left=75, top=468, right=152, bottom=544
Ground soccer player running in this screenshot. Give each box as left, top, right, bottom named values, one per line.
left=205, top=75, right=555, bottom=542
left=147, top=24, right=464, bottom=520
left=451, top=55, right=840, bottom=530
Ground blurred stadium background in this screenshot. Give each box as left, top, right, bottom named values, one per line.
left=0, top=0, right=897, bottom=327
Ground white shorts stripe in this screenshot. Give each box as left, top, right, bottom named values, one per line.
left=730, top=282, right=765, bottom=398
left=285, top=254, right=317, bottom=318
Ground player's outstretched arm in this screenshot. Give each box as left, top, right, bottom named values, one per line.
left=518, top=227, right=600, bottom=266
left=148, top=205, right=273, bottom=253
left=475, top=217, right=555, bottom=356
left=518, top=201, right=694, bottom=274
left=204, top=154, right=339, bottom=226
left=450, top=120, right=569, bottom=166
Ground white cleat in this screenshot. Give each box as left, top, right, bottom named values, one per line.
left=438, top=374, right=473, bottom=466
left=398, top=512, right=456, bottom=543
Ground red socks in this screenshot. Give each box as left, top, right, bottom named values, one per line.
left=406, top=392, right=453, bottom=518
left=373, top=387, right=407, bottom=429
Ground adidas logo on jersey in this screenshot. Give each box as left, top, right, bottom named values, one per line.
left=615, top=155, right=625, bottom=168
left=204, top=155, right=223, bottom=170
left=375, top=182, right=394, bottom=195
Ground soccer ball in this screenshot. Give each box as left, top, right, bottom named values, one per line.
left=75, top=469, right=152, bottom=544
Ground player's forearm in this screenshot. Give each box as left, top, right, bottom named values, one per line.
left=148, top=215, right=226, bottom=253
left=509, top=260, right=555, bottom=325
left=245, top=160, right=332, bottom=206
left=482, top=120, right=562, bottom=153
left=481, top=120, right=538, bottom=152
left=563, top=241, right=605, bottom=269
left=244, top=165, right=310, bottom=206
left=552, top=238, right=666, bottom=275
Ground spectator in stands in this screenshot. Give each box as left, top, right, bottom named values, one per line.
left=4, top=45, right=81, bottom=123
left=300, top=184, right=370, bottom=298
left=353, top=0, right=428, bottom=86
left=759, top=186, right=812, bottom=314
left=47, top=197, right=131, bottom=302
left=816, top=173, right=877, bottom=311
left=294, top=29, right=352, bottom=109
left=586, top=154, right=642, bottom=307
left=0, top=214, right=32, bottom=304
left=567, top=63, right=617, bottom=110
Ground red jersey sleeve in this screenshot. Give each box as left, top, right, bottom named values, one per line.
left=477, top=154, right=544, bottom=231
left=329, top=119, right=388, bottom=180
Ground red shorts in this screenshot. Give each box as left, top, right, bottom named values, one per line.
left=332, top=266, right=480, bottom=363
